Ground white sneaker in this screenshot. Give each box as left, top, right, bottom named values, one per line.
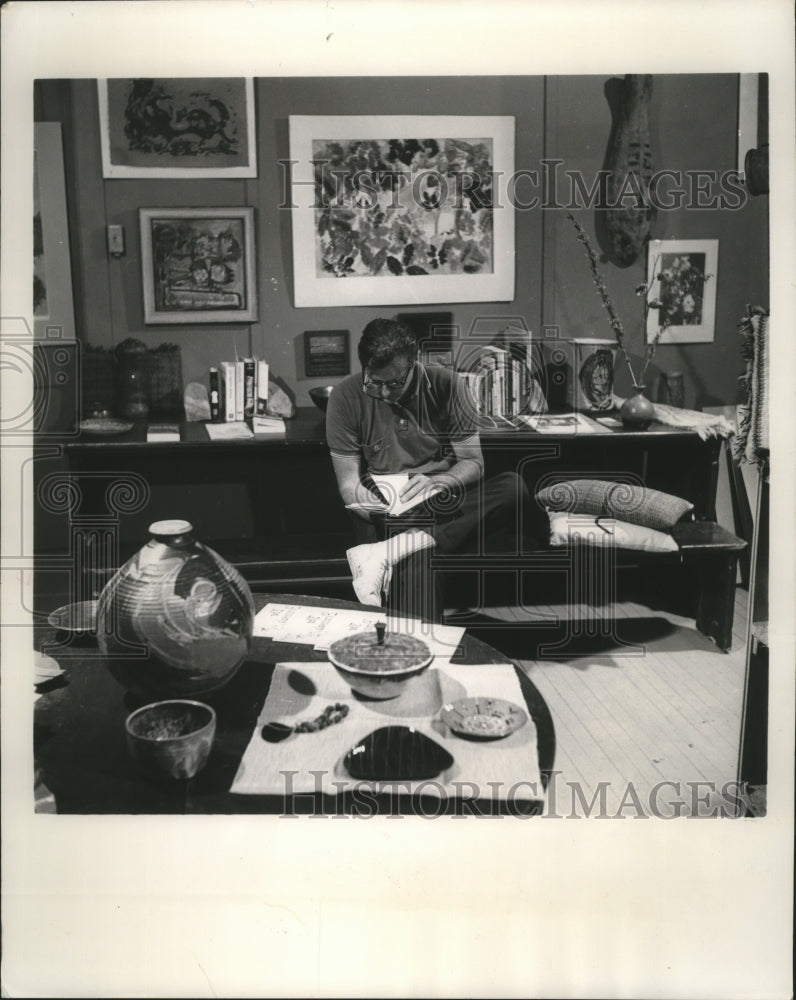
left=346, top=542, right=392, bottom=607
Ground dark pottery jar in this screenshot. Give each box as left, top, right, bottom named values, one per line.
left=97, top=520, right=254, bottom=699
left=620, top=386, right=655, bottom=429
left=116, top=339, right=150, bottom=420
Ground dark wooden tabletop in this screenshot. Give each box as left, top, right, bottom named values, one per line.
left=34, top=592, right=556, bottom=816
left=58, top=406, right=708, bottom=453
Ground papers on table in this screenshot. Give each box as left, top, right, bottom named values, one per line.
left=205, top=421, right=254, bottom=440
left=254, top=602, right=465, bottom=658
left=518, top=412, right=608, bottom=433
left=252, top=414, right=286, bottom=438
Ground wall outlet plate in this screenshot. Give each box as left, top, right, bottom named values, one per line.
left=107, top=224, right=125, bottom=256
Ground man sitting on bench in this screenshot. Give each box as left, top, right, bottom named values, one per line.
left=325, top=317, right=528, bottom=622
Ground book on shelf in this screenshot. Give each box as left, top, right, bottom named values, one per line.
left=146, top=422, right=180, bottom=442
left=345, top=474, right=444, bottom=517
left=234, top=360, right=245, bottom=421
left=208, top=367, right=221, bottom=422
left=252, top=414, right=286, bottom=438
left=255, top=359, right=269, bottom=416
left=243, top=358, right=256, bottom=419
left=219, top=361, right=236, bottom=422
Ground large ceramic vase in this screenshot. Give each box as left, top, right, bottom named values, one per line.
left=620, top=386, right=655, bottom=429
left=97, top=519, right=254, bottom=699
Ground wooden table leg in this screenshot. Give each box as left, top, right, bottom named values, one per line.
left=695, top=550, right=742, bottom=652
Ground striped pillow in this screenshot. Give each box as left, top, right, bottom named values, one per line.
left=536, top=479, right=693, bottom=533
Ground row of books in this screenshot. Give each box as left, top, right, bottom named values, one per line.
left=459, top=345, right=537, bottom=417
left=209, top=358, right=269, bottom=423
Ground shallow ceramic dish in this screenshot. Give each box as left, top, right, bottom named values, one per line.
left=47, top=600, right=98, bottom=640
left=344, top=725, right=454, bottom=781
left=440, top=696, right=528, bottom=741
left=79, top=417, right=134, bottom=436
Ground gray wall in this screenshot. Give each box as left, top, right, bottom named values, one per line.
left=35, top=73, right=768, bottom=411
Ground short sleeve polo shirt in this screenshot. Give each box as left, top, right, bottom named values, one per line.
left=326, top=363, right=478, bottom=476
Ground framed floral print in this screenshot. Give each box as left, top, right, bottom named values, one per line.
left=645, top=239, right=719, bottom=344
left=288, top=115, right=516, bottom=307
left=139, top=207, right=257, bottom=324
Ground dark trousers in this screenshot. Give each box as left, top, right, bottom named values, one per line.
left=349, top=471, right=530, bottom=622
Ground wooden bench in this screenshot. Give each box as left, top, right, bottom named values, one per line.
left=670, top=520, right=748, bottom=652
left=430, top=518, right=747, bottom=653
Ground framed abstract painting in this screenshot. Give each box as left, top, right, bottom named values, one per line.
left=98, top=78, right=256, bottom=178
left=288, top=115, right=516, bottom=307
left=139, top=207, right=257, bottom=324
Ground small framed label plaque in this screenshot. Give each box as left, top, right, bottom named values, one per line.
left=304, top=330, right=350, bottom=377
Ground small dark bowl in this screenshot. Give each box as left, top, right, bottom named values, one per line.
left=309, top=385, right=335, bottom=411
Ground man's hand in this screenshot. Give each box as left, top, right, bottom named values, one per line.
left=400, top=472, right=453, bottom=504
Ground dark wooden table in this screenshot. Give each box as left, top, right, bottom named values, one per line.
left=34, top=593, right=556, bottom=816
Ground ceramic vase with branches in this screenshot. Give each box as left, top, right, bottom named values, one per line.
left=566, top=213, right=679, bottom=427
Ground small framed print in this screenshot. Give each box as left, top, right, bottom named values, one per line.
left=646, top=239, right=719, bottom=344
left=304, top=330, right=350, bottom=377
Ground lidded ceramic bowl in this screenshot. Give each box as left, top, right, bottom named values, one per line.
left=328, top=622, right=433, bottom=700
left=97, top=519, right=254, bottom=699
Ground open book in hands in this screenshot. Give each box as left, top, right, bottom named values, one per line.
left=345, top=473, right=445, bottom=517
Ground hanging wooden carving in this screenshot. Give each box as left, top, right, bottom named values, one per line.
left=603, top=74, right=655, bottom=267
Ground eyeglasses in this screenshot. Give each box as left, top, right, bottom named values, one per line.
left=362, top=362, right=415, bottom=396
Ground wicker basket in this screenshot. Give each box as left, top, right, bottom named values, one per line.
left=148, top=343, right=184, bottom=418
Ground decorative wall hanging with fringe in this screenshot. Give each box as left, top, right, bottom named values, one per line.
left=733, top=306, right=770, bottom=474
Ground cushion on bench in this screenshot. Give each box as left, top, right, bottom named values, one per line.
left=536, top=479, right=694, bottom=533
left=547, top=512, right=678, bottom=553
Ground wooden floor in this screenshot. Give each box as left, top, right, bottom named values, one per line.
left=451, top=588, right=751, bottom=818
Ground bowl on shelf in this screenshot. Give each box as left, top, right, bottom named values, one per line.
left=309, top=386, right=335, bottom=412
left=125, top=699, right=217, bottom=780
left=328, top=623, right=433, bottom=700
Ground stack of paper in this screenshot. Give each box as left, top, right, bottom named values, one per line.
left=252, top=414, right=286, bottom=438
left=253, top=602, right=464, bottom=659
left=205, top=421, right=254, bottom=440
left=518, top=412, right=607, bottom=434
left=146, top=422, right=180, bottom=442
